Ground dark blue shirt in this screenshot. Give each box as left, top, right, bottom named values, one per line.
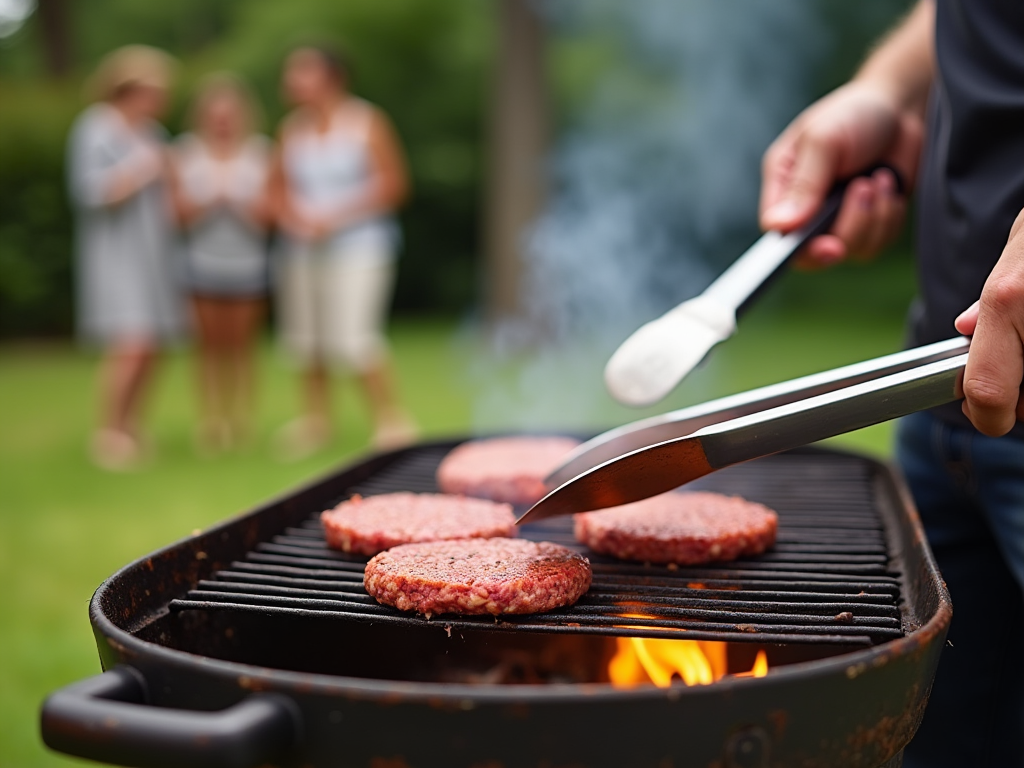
left=913, top=0, right=1024, bottom=435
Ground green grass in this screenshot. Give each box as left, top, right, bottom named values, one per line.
left=0, top=256, right=917, bottom=767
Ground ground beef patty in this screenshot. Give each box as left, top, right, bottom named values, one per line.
left=574, top=491, right=778, bottom=565
left=321, top=493, right=515, bottom=556
left=364, top=538, right=592, bottom=617
left=436, top=436, right=581, bottom=505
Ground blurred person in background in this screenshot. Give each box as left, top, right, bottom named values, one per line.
left=270, top=44, right=416, bottom=459
left=169, top=74, right=271, bottom=454
left=759, top=2, right=1024, bottom=764
left=67, top=45, right=180, bottom=470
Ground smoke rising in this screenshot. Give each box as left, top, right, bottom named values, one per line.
left=472, top=0, right=886, bottom=432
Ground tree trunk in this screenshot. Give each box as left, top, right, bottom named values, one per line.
left=36, top=0, right=73, bottom=77
left=483, top=0, right=548, bottom=324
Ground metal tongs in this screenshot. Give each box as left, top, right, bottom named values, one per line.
left=605, top=165, right=905, bottom=407
left=517, top=336, right=969, bottom=524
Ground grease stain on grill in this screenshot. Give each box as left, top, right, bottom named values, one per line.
left=169, top=449, right=904, bottom=646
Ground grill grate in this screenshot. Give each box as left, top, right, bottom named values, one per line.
left=170, top=446, right=904, bottom=646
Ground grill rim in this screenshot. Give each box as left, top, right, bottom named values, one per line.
left=86, top=438, right=951, bottom=704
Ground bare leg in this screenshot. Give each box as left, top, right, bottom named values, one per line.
left=330, top=258, right=414, bottom=450
left=192, top=297, right=217, bottom=449
left=99, top=340, right=158, bottom=436
left=191, top=296, right=231, bottom=454
left=93, top=338, right=159, bottom=469
left=304, top=361, right=332, bottom=429
left=357, top=356, right=417, bottom=449
left=274, top=360, right=333, bottom=461
left=221, top=297, right=264, bottom=447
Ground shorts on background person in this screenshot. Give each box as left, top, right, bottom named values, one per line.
left=277, top=241, right=396, bottom=373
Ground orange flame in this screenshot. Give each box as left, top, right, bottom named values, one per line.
left=734, top=650, right=769, bottom=679
left=608, top=639, right=768, bottom=688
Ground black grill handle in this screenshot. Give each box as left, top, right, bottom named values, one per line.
left=40, top=666, right=300, bottom=768
left=728, top=163, right=906, bottom=318
left=793, top=162, right=906, bottom=239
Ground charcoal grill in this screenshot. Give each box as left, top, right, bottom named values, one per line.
left=41, top=440, right=950, bottom=768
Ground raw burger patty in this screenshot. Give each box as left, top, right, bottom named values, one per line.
left=321, top=492, right=515, bottom=556
left=436, top=436, right=581, bottom=505
left=364, top=537, right=592, bottom=617
left=574, top=491, right=778, bottom=565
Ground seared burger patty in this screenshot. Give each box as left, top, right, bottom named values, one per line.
left=574, top=491, right=777, bottom=565
left=364, top=538, right=592, bottom=617
left=321, top=492, right=515, bottom=556
left=436, top=436, right=581, bottom=505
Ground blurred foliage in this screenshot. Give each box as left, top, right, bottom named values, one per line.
left=546, top=1, right=914, bottom=129
left=0, top=80, right=79, bottom=335
left=0, top=0, right=491, bottom=335
left=0, top=0, right=914, bottom=337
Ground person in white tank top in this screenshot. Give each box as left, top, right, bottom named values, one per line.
left=270, top=45, right=416, bottom=458
left=169, top=74, right=271, bottom=453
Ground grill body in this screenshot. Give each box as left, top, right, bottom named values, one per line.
left=41, top=442, right=950, bottom=768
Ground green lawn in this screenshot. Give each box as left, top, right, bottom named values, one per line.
left=0, top=256, right=918, bottom=767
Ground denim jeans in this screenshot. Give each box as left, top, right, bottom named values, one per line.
left=897, top=410, right=1024, bottom=768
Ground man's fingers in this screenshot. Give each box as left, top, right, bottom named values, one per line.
left=963, top=362, right=1023, bottom=436
left=760, top=138, right=796, bottom=222
left=961, top=281, right=1024, bottom=436
left=828, top=170, right=905, bottom=260
left=762, top=129, right=840, bottom=232
left=878, top=192, right=907, bottom=252
left=962, top=397, right=1024, bottom=434
left=773, top=163, right=906, bottom=266
left=793, top=235, right=846, bottom=269
left=962, top=393, right=1024, bottom=435
left=829, top=179, right=876, bottom=256
left=954, top=301, right=980, bottom=335
left=860, top=169, right=904, bottom=258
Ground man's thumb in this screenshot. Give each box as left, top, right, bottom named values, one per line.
left=763, top=135, right=838, bottom=231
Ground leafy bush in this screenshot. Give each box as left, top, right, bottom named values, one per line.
left=0, top=0, right=490, bottom=336
left=0, top=82, right=79, bottom=336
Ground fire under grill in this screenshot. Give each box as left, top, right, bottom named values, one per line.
left=170, top=445, right=906, bottom=647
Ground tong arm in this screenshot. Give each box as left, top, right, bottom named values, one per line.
left=548, top=336, right=970, bottom=487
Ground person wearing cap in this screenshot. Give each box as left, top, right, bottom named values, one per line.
left=67, top=45, right=181, bottom=469
left=757, top=2, right=1024, bottom=764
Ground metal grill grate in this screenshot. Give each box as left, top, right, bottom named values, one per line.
left=170, top=446, right=904, bottom=646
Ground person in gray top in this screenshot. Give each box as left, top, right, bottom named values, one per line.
left=67, top=45, right=180, bottom=470
left=169, top=74, right=271, bottom=454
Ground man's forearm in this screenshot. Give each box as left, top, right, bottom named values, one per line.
left=855, top=0, right=935, bottom=117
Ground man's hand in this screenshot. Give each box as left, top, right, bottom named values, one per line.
left=759, top=0, right=934, bottom=266
left=954, top=210, right=1024, bottom=436
left=759, top=83, right=923, bottom=266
